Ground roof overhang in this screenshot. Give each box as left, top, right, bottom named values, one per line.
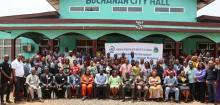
left=197, top=15, right=220, bottom=23
left=0, top=11, right=59, bottom=19
left=0, top=19, right=220, bottom=33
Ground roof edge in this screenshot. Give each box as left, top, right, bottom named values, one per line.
left=0, top=11, right=59, bottom=19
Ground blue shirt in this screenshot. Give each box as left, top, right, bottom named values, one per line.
left=164, top=76, right=178, bottom=87
left=95, top=73, right=108, bottom=85
left=69, top=75, right=80, bottom=86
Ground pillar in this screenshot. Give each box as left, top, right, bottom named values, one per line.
left=92, top=40, right=97, bottom=57
left=11, top=39, right=16, bottom=61
left=215, top=43, right=219, bottom=58
left=175, top=41, right=180, bottom=58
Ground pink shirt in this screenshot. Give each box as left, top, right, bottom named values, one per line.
left=119, top=63, right=132, bottom=78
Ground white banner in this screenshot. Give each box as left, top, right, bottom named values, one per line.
left=105, top=43, right=163, bottom=62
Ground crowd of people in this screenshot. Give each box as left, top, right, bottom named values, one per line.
left=0, top=48, right=220, bottom=105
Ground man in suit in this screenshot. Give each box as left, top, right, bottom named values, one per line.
left=54, top=69, right=67, bottom=98
left=40, top=66, right=54, bottom=99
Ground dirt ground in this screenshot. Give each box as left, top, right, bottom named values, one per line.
left=3, top=99, right=214, bottom=105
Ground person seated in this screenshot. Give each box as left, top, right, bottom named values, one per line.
left=122, top=72, right=135, bottom=102
left=54, top=68, right=67, bottom=99
left=67, top=68, right=81, bottom=98
left=26, top=67, right=43, bottom=102
left=178, top=70, right=190, bottom=103
left=164, top=72, right=179, bottom=103
left=148, top=70, right=163, bottom=101
left=132, top=61, right=141, bottom=77
left=109, top=70, right=122, bottom=99
left=95, top=70, right=108, bottom=99
left=135, top=73, right=148, bottom=101
left=81, top=69, right=94, bottom=101
left=40, top=66, right=54, bottom=99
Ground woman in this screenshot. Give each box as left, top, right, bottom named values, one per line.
left=142, top=61, right=151, bottom=81
left=81, top=69, right=94, bottom=100
left=178, top=70, right=190, bottom=102
left=194, top=62, right=206, bottom=103
left=63, top=58, right=70, bottom=76
left=109, top=70, right=122, bottom=99
left=148, top=70, right=163, bottom=101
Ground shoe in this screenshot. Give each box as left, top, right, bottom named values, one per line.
left=164, top=99, right=168, bottom=102
left=82, top=96, right=86, bottom=101
left=1, top=102, right=6, bottom=105
left=6, top=100, right=13, bottom=103
left=39, top=99, right=44, bottom=102
left=122, top=99, right=125, bottom=102
left=175, top=100, right=179, bottom=103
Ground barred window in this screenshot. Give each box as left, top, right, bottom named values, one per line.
left=155, top=7, right=169, bottom=12
left=170, top=7, right=184, bottom=13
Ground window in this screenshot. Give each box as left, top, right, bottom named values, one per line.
left=155, top=7, right=169, bottom=12
left=70, top=6, right=84, bottom=12
left=170, top=7, right=184, bottom=13
left=113, top=6, right=142, bottom=12
left=85, top=7, right=99, bottom=11
left=113, top=7, right=127, bottom=12
left=128, top=7, right=142, bottom=12
left=70, top=6, right=99, bottom=12
left=155, top=7, right=184, bottom=13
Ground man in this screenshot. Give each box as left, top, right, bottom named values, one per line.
left=26, top=68, right=43, bottom=102
left=185, top=61, right=196, bottom=100
left=164, top=72, right=179, bottom=103
left=67, top=68, right=81, bottom=98
left=54, top=69, right=67, bottom=98
left=96, top=60, right=106, bottom=73
left=119, top=60, right=132, bottom=79
left=1, top=55, right=13, bottom=104
left=11, top=54, right=25, bottom=103
left=40, top=67, right=54, bottom=99
left=66, top=51, right=76, bottom=66
left=206, top=60, right=218, bottom=103
left=95, top=70, right=108, bottom=99
left=173, top=59, right=184, bottom=75
left=122, top=72, right=135, bottom=102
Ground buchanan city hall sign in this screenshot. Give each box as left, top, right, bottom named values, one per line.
left=86, top=0, right=170, bottom=5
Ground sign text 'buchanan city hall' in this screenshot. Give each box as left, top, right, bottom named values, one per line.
left=86, top=0, right=170, bottom=5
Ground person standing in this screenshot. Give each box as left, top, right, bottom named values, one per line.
left=194, top=62, right=206, bottom=103
left=11, top=54, right=25, bottom=103
left=206, top=60, right=218, bottom=103
left=185, top=61, right=196, bottom=100
left=1, top=55, right=13, bottom=104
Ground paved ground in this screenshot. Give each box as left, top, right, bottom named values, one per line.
left=4, top=99, right=213, bottom=105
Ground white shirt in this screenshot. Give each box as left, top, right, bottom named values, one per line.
left=11, top=59, right=24, bottom=77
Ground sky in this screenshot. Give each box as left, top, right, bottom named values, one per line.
left=0, top=0, right=219, bottom=17
left=0, top=0, right=55, bottom=17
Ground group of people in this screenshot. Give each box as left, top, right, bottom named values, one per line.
left=0, top=48, right=220, bottom=105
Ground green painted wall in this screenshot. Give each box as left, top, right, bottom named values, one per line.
left=182, top=38, right=212, bottom=54
left=59, top=0, right=197, bottom=22
left=19, top=37, right=39, bottom=59
left=58, top=35, right=77, bottom=52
